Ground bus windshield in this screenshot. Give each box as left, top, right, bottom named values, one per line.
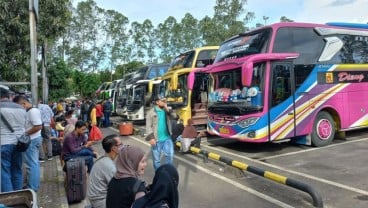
left=159, top=75, right=188, bottom=108
left=208, top=64, right=265, bottom=115
left=131, top=85, right=144, bottom=105
left=169, top=51, right=195, bottom=70
left=214, top=29, right=271, bottom=63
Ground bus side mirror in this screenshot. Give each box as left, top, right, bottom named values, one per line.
left=187, top=71, right=195, bottom=90
left=242, top=62, right=253, bottom=86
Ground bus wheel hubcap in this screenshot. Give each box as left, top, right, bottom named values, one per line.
left=317, top=119, right=332, bottom=140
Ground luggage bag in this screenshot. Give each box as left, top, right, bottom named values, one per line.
left=65, top=158, right=87, bottom=203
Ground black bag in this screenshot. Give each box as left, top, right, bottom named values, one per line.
left=52, top=139, right=62, bottom=156
left=16, top=134, right=31, bottom=152
left=65, top=158, right=87, bottom=203
left=41, top=124, right=49, bottom=140
left=0, top=112, right=31, bottom=152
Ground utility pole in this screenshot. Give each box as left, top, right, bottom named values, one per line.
left=29, top=0, right=38, bottom=106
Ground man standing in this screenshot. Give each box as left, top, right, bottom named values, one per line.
left=38, top=100, right=54, bottom=161
left=80, top=99, right=89, bottom=122
left=102, top=99, right=112, bottom=127
left=0, top=86, right=27, bottom=192
left=145, top=95, right=176, bottom=170
left=87, top=134, right=122, bottom=208
left=13, top=95, right=43, bottom=192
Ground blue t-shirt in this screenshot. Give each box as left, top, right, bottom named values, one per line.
left=155, top=106, right=170, bottom=142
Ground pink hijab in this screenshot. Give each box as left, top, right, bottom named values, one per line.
left=114, top=145, right=145, bottom=179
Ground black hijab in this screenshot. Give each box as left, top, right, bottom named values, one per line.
left=133, top=164, right=179, bottom=208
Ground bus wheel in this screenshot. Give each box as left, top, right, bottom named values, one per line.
left=311, top=111, right=335, bottom=147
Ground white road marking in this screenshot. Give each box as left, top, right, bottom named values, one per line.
left=110, top=128, right=294, bottom=208
left=202, top=142, right=368, bottom=196
left=259, top=137, right=368, bottom=161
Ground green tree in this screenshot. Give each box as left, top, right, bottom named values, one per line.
left=67, top=0, right=104, bottom=72
left=0, top=0, right=30, bottom=82
left=47, top=58, right=73, bottom=100
left=156, top=16, right=179, bottom=62
left=178, top=13, right=201, bottom=50
left=280, top=16, right=294, bottom=22
left=101, top=9, right=130, bottom=74
left=201, top=0, right=253, bottom=45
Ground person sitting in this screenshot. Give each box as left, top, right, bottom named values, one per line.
left=61, top=120, right=97, bottom=173
left=106, top=145, right=148, bottom=208
left=132, top=164, right=179, bottom=208
left=179, top=119, right=200, bottom=153
left=88, top=134, right=122, bottom=208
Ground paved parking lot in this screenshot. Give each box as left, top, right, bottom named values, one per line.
left=38, top=117, right=368, bottom=207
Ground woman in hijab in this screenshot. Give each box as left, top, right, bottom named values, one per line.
left=132, top=164, right=179, bottom=208
left=106, top=145, right=148, bottom=208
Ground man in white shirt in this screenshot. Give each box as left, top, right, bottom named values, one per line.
left=13, top=95, right=43, bottom=192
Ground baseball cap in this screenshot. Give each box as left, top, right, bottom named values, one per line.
left=155, top=94, right=166, bottom=101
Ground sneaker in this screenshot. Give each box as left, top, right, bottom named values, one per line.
left=47, top=156, right=53, bottom=161
left=39, top=159, right=45, bottom=163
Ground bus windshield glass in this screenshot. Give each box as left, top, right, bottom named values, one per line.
left=169, top=51, right=195, bottom=70
left=208, top=64, right=265, bottom=115
left=131, top=85, right=144, bottom=104
left=214, top=29, right=271, bottom=63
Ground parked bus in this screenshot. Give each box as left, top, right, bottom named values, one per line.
left=95, top=82, right=111, bottom=99
left=205, top=22, right=368, bottom=147
left=115, top=72, right=134, bottom=117
left=126, top=64, right=169, bottom=121
left=159, top=46, right=218, bottom=128
left=103, top=79, right=122, bottom=114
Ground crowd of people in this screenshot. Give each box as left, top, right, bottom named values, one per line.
left=0, top=84, right=115, bottom=192
left=1, top=85, right=197, bottom=208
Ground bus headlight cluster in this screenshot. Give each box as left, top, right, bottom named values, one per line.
left=237, top=117, right=259, bottom=128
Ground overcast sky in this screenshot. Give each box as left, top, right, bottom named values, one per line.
left=88, top=0, right=368, bottom=26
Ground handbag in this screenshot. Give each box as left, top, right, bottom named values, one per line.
left=88, top=125, right=103, bottom=141
left=0, top=112, right=31, bottom=152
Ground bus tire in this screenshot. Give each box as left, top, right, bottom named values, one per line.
left=311, top=111, right=335, bottom=147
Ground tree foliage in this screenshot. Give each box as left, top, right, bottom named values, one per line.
left=0, top=0, right=259, bottom=99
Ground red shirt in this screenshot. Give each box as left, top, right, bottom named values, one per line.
left=95, top=104, right=103, bottom=117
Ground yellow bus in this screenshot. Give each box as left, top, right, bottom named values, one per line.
left=158, top=46, right=219, bottom=128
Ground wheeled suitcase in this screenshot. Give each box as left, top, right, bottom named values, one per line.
left=51, top=139, right=61, bottom=156
left=65, top=158, right=87, bottom=203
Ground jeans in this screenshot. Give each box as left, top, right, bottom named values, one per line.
left=39, top=126, right=52, bottom=159
left=1, top=144, right=23, bottom=192
left=23, top=136, right=42, bottom=192
left=64, top=148, right=94, bottom=173
left=103, top=112, right=111, bottom=127
left=151, top=138, right=174, bottom=170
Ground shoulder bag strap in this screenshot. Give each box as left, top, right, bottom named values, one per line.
left=0, top=112, right=15, bottom=132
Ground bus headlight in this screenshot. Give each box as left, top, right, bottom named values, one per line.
left=237, top=117, right=259, bottom=128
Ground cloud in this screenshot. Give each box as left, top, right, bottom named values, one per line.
left=327, top=0, right=357, bottom=7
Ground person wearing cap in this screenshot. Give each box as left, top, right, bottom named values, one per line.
left=145, top=95, right=177, bottom=170
left=0, top=86, right=27, bottom=192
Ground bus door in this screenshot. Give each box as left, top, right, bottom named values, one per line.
left=269, top=61, right=296, bottom=141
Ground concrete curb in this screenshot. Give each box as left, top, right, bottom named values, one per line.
left=56, top=159, right=69, bottom=208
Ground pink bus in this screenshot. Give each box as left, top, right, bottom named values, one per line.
left=205, top=22, right=368, bottom=147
